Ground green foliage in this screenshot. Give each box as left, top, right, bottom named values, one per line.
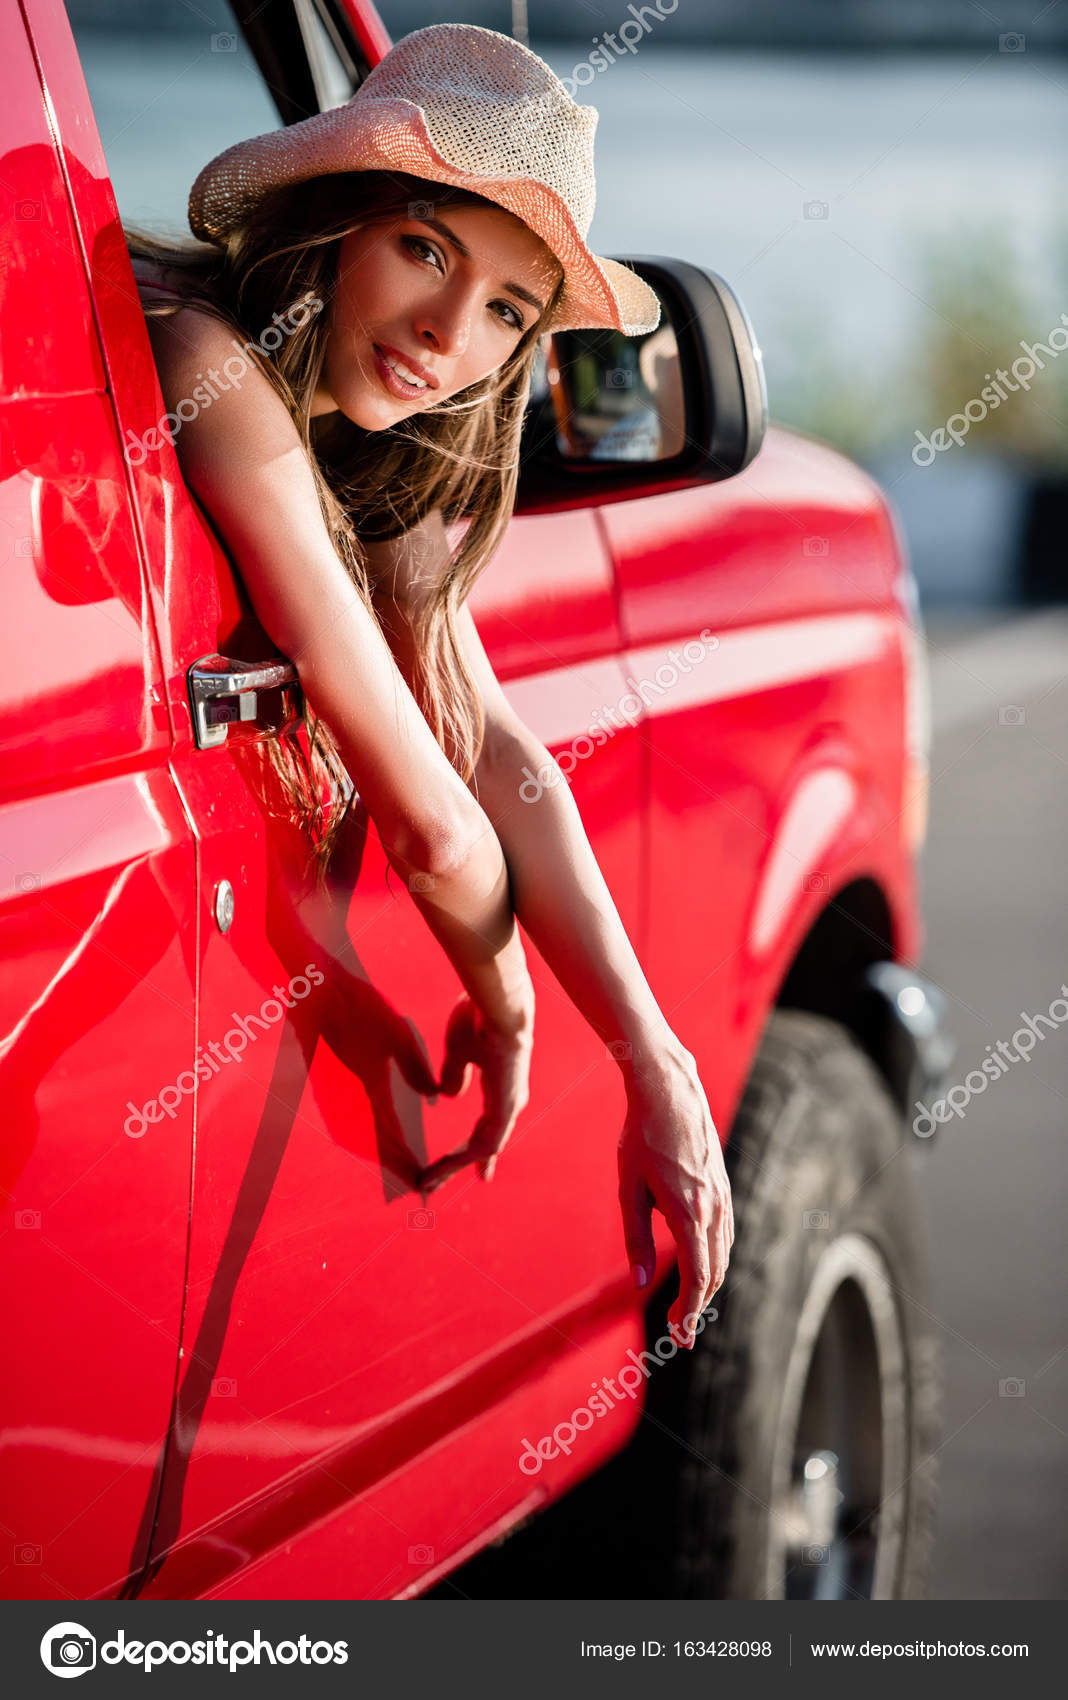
left=767, top=218, right=1068, bottom=473
left=764, top=299, right=903, bottom=458
left=904, top=220, right=1068, bottom=471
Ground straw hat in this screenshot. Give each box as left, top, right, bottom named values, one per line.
left=187, top=22, right=661, bottom=338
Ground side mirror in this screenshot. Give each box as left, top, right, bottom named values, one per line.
left=516, top=257, right=767, bottom=514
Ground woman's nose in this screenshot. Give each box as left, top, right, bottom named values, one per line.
left=415, top=293, right=473, bottom=360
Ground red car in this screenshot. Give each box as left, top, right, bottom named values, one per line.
left=1, top=0, right=952, bottom=1601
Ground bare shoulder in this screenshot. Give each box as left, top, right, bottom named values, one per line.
left=140, top=296, right=349, bottom=663
left=144, top=299, right=304, bottom=491
left=143, top=297, right=262, bottom=395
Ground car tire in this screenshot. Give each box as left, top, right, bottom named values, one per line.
left=651, top=1006, right=942, bottom=1599
left=422, top=1006, right=941, bottom=1601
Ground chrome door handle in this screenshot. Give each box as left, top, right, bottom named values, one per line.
left=187, top=653, right=302, bottom=750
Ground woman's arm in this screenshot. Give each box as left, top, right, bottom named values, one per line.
left=143, top=307, right=532, bottom=1057
left=371, top=521, right=734, bottom=1341
left=459, top=613, right=673, bottom=1055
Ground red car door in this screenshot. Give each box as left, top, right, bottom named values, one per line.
left=38, top=0, right=656, bottom=1599
left=0, top=4, right=194, bottom=1601
left=131, top=497, right=648, bottom=1602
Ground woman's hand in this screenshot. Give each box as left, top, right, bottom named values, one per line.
left=617, top=1039, right=734, bottom=1350
left=418, top=990, right=534, bottom=1190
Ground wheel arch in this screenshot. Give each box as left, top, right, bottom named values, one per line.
left=772, top=875, right=910, bottom=1113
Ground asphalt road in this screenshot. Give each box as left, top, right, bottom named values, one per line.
left=915, top=607, right=1067, bottom=1600
left=425, top=606, right=1067, bottom=1603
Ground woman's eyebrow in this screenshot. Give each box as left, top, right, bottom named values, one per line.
left=414, top=214, right=547, bottom=313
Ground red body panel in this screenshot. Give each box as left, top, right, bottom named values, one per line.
left=598, top=433, right=922, bottom=1130
left=0, top=1, right=194, bottom=1601
left=0, top=0, right=920, bottom=1600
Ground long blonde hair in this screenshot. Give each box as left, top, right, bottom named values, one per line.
left=125, top=169, right=566, bottom=886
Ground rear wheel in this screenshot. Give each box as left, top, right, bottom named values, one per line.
left=659, top=1007, right=942, bottom=1599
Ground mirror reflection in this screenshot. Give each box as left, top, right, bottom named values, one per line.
left=531, top=304, right=687, bottom=464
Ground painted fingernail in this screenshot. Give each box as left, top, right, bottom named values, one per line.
left=631, top=1262, right=648, bottom=1290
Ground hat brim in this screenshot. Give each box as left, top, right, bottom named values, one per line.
left=188, top=97, right=661, bottom=338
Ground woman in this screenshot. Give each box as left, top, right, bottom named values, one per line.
left=127, top=22, right=733, bottom=1349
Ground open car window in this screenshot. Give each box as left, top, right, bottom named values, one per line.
left=67, top=0, right=378, bottom=232
left=65, top=1, right=282, bottom=233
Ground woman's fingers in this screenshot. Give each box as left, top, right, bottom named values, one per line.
left=420, top=997, right=532, bottom=1193
left=699, top=1216, right=727, bottom=1328
left=468, top=1113, right=509, bottom=1182
left=635, top=1158, right=731, bottom=1348
left=440, top=1056, right=474, bottom=1098
left=439, top=1032, right=475, bottom=1097
left=618, top=1169, right=657, bottom=1291
left=420, top=1148, right=472, bottom=1191
left=666, top=1205, right=712, bottom=1349
left=420, top=1110, right=512, bottom=1191
left=420, top=1117, right=502, bottom=1188
left=438, top=999, right=479, bottom=1096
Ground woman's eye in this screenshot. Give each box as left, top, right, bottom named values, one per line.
left=402, top=235, right=523, bottom=331
left=403, top=235, right=441, bottom=269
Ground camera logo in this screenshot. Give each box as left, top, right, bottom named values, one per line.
left=40, top=1623, right=96, bottom=1678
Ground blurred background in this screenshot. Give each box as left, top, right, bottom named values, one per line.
left=71, top=0, right=1068, bottom=609
left=65, top=0, right=1066, bottom=1600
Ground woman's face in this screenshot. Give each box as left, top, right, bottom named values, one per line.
left=312, top=201, right=562, bottom=428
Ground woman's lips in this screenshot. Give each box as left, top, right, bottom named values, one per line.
left=372, top=343, right=432, bottom=399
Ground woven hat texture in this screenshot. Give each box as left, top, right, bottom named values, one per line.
left=187, top=23, right=661, bottom=337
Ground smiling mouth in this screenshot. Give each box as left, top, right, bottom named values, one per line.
left=372, top=344, right=435, bottom=397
